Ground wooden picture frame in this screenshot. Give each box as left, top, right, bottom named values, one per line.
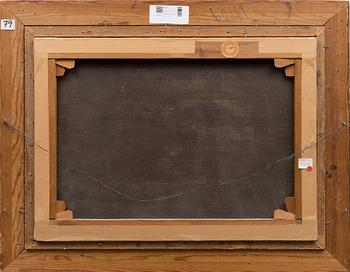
left=33, top=37, right=317, bottom=241
left=0, top=0, right=348, bottom=271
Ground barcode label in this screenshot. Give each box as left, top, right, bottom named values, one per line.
left=177, top=7, right=182, bottom=17
left=149, top=5, right=189, bottom=24
left=156, top=6, right=163, bottom=14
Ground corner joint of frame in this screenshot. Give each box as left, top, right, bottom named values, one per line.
left=55, top=60, right=76, bottom=77
left=274, top=58, right=295, bottom=77
left=0, top=2, right=26, bottom=27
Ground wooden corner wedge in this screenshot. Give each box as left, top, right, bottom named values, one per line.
left=274, top=58, right=295, bottom=68
left=274, top=58, right=295, bottom=77
left=55, top=210, right=73, bottom=220
left=56, top=60, right=75, bottom=77
left=273, top=209, right=296, bottom=221
left=56, top=59, right=75, bottom=69
left=56, top=65, right=65, bottom=77
left=56, top=200, right=67, bottom=214
left=284, top=65, right=295, bottom=77
left=284, top=197, right=296, bottom=214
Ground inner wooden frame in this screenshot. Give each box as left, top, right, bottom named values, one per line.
left=33, top=37, right=317, bottom=241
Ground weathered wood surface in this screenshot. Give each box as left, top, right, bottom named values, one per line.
left=29, top=25, right=324, bottom=38
left=5, top=250, right=347, bottom=272
left=23, top=21, right=329, bottom=251
left=0, top=0, right=348, bottom=271
left=0, top=3, right=25, bottom=270
left=315, top=24, right=326, bottom=250
left=324, top=6, right=350, bottom=269
left=23, top=26, right=35, bottom=252
left=2, top=1, right=346, bottom=26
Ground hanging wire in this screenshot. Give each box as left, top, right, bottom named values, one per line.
left=1, top=116, right=348, bottom=202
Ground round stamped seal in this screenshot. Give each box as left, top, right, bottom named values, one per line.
left=221, top=41, right=240, bottom=58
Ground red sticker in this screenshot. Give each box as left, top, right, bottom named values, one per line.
left=306, top=166, right=313, bottom=172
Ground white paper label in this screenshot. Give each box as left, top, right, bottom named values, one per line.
left=149, top=5, right=189, bottom=24
left=298, top=158, right=313, bottom=169
left=1, top=19, right=15, bottom=30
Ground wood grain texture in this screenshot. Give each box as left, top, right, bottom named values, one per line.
left=48, top=59, right=57, bottom=220
left=1, top=0, right=346, bottom=26
left=5, top=1, right=348, bottom=271
left=24, top=22, right=322, bottom=253
left=24, top=27, right=35, bottom=251
left=324, top=5, right=350, bottom=269
left=0, top=3, right=25, bottom=270
left=29, top=25, right=325, bottom=38
left=5, top=250, right=347, bottom=272
left=17, top=6, right=336, bottom=238
left=24, top=27, right=324, bottom=250
left=31, top=37, right=317, bottom=242
left=315, top=27, right=326, bottom=249
left=294, top=60, right=302, bottom=219
left=24, top=240, right=325, bottom=251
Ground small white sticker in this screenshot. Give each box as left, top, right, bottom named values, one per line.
left=1, top=19, right=16, bottom=30
left=298, top=158, right=313, bottom=171
left=149, top=5, right=189, bottom=25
